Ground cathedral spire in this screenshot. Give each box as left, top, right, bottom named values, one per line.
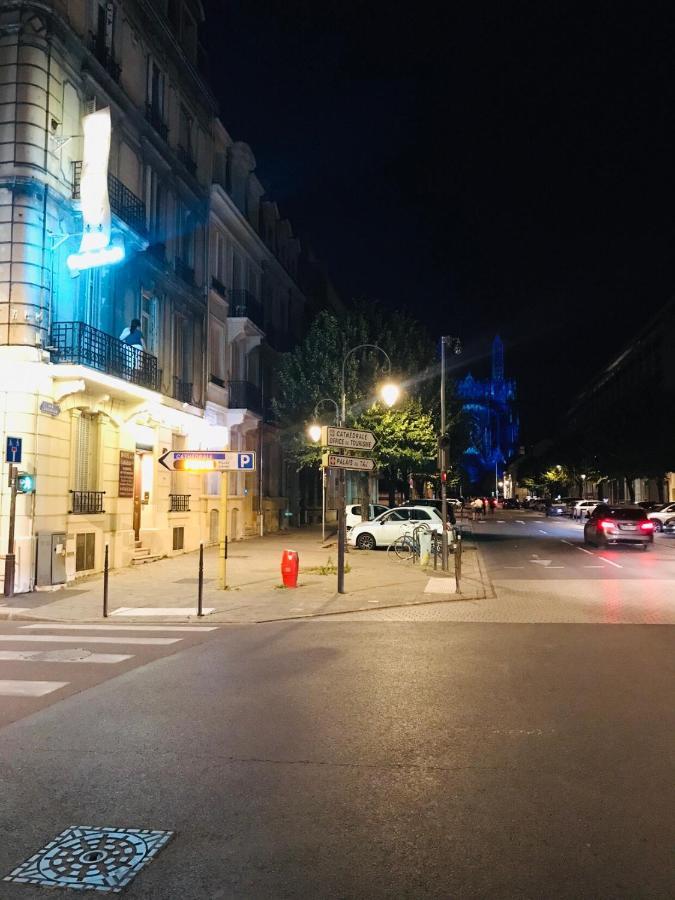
left=492, top=334, right=504, bottom=382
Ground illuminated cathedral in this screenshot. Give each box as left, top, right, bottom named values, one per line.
left=457, top=335, right=519, bottom=488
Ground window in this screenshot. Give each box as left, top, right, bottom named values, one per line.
left=94, top=0, right=114, bottom=52
left=173, top=527, right=184, bottom=551
left=76, top=533, right=95, bottom=572
left=411, top=509, right=432, bottom=520
left=173, top=314, right=186, bottom=380
left=210, top=319, right=225, bottom=382
left=179, top=106, right=192, bottom=157
left=74, top=413, right=99, bottom=491
left=141, top=291, right=157, bottom=356
left=148, top=59, right=165, bottom=116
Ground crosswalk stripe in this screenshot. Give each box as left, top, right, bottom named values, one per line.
left=0, top=635, right=180, bottom=646
left=0, top=680, right=68, bottom=697
left=0, top=651, right=132, bottom=664
left=21, top=624, right=217, bottom=633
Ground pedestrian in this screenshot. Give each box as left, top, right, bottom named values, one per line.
left=471, top=496, right=483, bottom=521
left=489, top=497, right=496, bottom=515
left=481, top=497, right=487, bottom=517
left=119, top=318, right=145, bottom=350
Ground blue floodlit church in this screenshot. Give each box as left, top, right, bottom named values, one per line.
left=457, top=336, right=519, bottom=488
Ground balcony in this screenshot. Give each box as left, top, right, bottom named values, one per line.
left=169, top=494, right=191, bottom=512
left=88, top=33, right=121, bottom=81
left=72, top=162, right=147, bottom=236
left=228, top=290, right=264, bottom=330
left=175, top=258, right=195, bottom=286
left=229, top=380, right=262, bottom=415
left=50, top=321, right=161, bottom=392
left=145, top=102, right=168, bottom=140
left=70, top=490, right=105, bottom=515
left=173, top=377, right=193, bottom=404
left=177, top=145, right=197, bottom=176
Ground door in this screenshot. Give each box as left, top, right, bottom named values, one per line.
left=133, top=452, right=142, bottom=539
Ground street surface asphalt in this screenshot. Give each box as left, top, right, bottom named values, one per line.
left=0, top=511, right=673, bottom=898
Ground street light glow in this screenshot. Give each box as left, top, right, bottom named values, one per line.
left=380, top=382, right=400, bottom=407
left=308, top=424, right=322, bottom=442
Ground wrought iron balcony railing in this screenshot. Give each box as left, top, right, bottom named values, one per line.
left=72, top=162, right=147, bottom=236
left=229, top=380, right=262, bottom=415
left=70, top=490, right=105, bottom=515
left=173, top=377, right=193, bottom=404
left=145, top=102, right=168, bottom=140
left=88, top=33, right=121, bottom=81
left=169, top=494, right=191, bottom=512
left=228, top=290, right=264, bottom=330
left=50, top=321, right=161, bottom=391
left=175, top=258, right=195, bottom=286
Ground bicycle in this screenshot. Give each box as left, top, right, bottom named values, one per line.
left=388, top=523, right=439, bottom=563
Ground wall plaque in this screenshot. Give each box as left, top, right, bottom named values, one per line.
left=118, top=450, right=135, bottom=498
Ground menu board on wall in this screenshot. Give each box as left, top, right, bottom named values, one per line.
left=118, top=450, right=135, bottom=498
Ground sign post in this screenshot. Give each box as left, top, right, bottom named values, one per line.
left=3, top=465, right=18, bottom=597
left=159, top=450, right=255, bottom=590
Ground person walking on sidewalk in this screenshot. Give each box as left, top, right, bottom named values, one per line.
left=471, top=497, right=483, bottom=521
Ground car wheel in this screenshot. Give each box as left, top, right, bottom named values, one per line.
left=355, top=532, right=376, bottom=550
left=641, top=543, right=649, bottom=551
left=665, top=518, right=675, bottom=529
left=651, top=520, right=663, bottom=532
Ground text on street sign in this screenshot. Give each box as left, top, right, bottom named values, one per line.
left=322, top=426, right=377, bottom=450
left=158, top=450, right=256, bottom=471
left=322, top=453, right=376, bottom=472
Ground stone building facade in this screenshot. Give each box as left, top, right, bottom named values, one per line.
left=0, top=0, right=311, bottom=592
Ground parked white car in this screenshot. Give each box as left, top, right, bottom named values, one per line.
left=647, top=502, right=675, bottom=532
left=345, top=503, right=389, bottom=531
left=348, top=505, right=444, bottom=550
left=572, top=500, right=601, bottom=520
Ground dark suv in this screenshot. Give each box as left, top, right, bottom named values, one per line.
left=584, top=505, right=655, bottom=549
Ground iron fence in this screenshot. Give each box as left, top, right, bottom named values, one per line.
left=169, top=494, right=191, bottom=512
left=70, top=490, right=105, bottom=515
left=72, top=162, right=147, bottom=235
left=50, top=321, right=161, bottom=391
left=228, top=289, right=264, bottom=329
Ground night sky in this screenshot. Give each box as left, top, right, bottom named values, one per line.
left=202, top=1, right=675, bottom=440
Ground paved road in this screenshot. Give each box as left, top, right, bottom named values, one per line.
left=0, top=617, right=673, bottom=898
left=0, top=623, right=220, bottom=729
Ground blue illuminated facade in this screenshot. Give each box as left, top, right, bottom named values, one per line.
left=457, top=335, right=519, bottom=488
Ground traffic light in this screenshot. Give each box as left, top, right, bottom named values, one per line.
left=16, top=472, right=35, bottom=494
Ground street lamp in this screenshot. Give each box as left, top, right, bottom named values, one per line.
left=380, top=382, right=400, bottom=408
left=440, top=335, right=462, bottom=571
left=308, top=398, right=340, bottom=542
left=580, top=473, right=587, bottom=498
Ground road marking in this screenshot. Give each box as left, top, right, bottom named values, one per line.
left=21, top=624, right=218, bottom=633
left=0, top=635, right=180, bottom=645
left=538, top=529, right=549, bottom=534
left=576, top=546, right=594, bottom=555
left=560, top=540, right=574, bottom=546
left=583, top=565, right=605, bottom=568
left=0, top=680, right=68, bottom=697
left=530, top=560, right=553, bottom=566
left=501, top=566, right=525, bottom=569
left=599, top=557, right=623, bottom=569
left=111, top=607, right=215, bottom=617
left=497, top=519, right=505, bottom=523
left=515, top=520, right=525, bottom=524
left=0, top=651, right=132, bottom=664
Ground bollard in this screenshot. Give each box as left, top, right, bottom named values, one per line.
left=103, top=544, right=109, bottom=618
left=281, top=549, right=299, bottom=588
left=433, top=536, right=438, bottom=569
left=197, top=541, right=204, bottom=617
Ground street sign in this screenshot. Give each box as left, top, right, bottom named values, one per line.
left=158, top=450, right=256, bottom=471
left=322, top=426, right=376, bottom=451
left=5, top=437, right=22, bottom=464
left=322, top=453, right=376, bottom=472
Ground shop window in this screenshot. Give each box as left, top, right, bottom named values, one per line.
left=75, top=533, right=95, bottom=571
left=172, top=527, right=184, bottom=551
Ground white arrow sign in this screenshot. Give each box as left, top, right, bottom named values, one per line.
left=322, top=426, right=376, bottom=451
left=322, top=453, right=376, bottom=472
left=158, top=450, right=256, bottom=471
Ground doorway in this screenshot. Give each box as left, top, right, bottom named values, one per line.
left=133, top=452, right=142, bottom=539
left=209, top=509, right=219, bottom=545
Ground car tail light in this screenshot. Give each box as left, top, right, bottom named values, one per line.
left=599, top=520, right=615, bottom=530
left=640, top=521, right=654, bottom=531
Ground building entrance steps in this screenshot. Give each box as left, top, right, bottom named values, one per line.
left=0, top=524, right=487, bottom=624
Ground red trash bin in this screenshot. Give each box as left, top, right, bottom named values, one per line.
left=281, top=549, right=299, bottom=588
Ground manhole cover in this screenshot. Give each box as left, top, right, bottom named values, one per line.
left=4, top=825, right=173, bottom=892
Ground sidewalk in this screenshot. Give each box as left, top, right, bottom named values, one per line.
left=0, top=524, right=488, bottom=623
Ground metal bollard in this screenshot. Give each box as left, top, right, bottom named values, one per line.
left=197, top=542, right=204, bottom=617
left=103, top=544, right=109, bottom=618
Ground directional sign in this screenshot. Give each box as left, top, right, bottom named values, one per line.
left=322, top=426, right=376, bottom=451
left=322, top=453, right=376, bottom=472
left=5, top=437, right=22, bottom=464
left=158, top=450, right=256, bottom=471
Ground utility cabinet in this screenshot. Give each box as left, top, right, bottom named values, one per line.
left=36, top=532, right=67, bottom=587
